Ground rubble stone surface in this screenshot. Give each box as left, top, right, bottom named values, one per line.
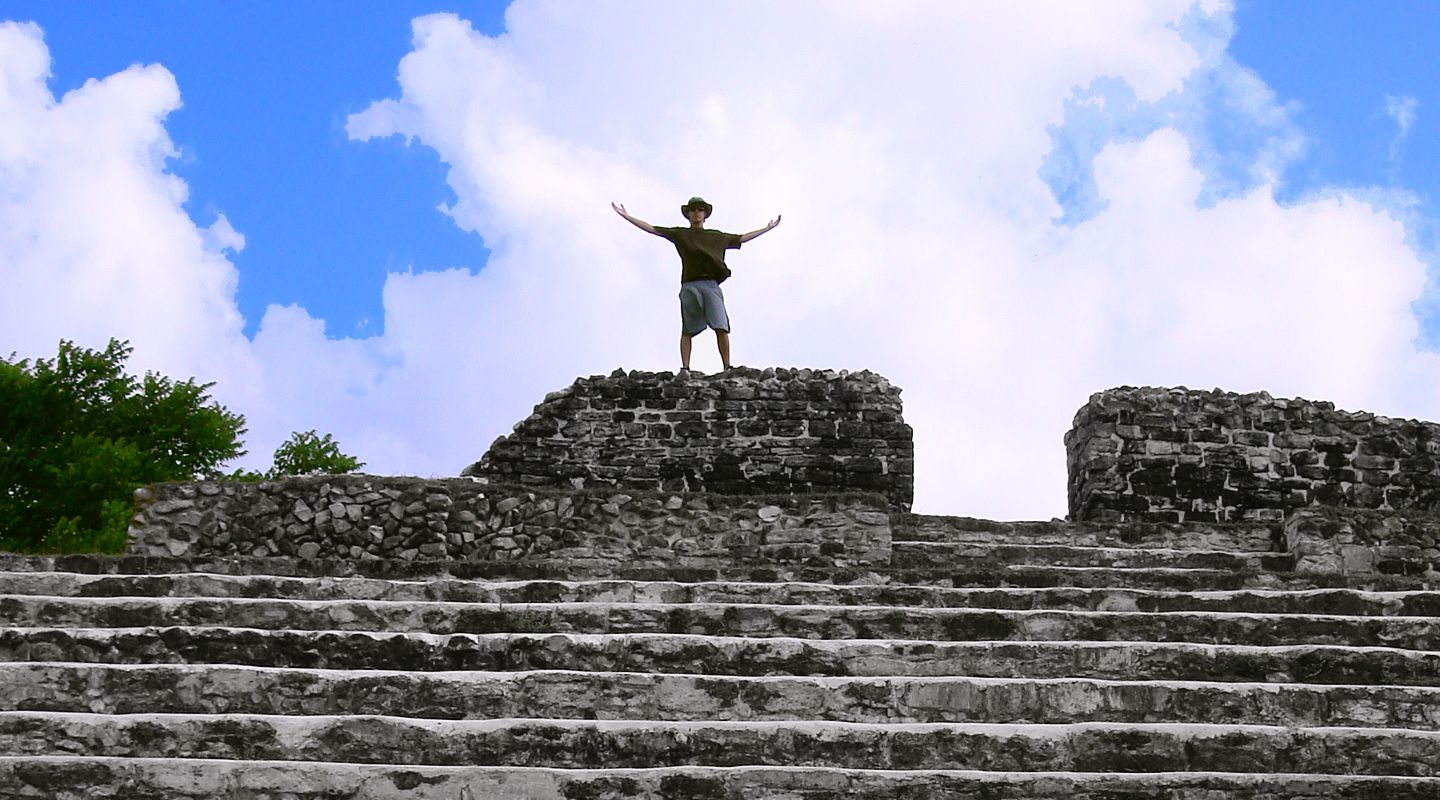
left=463, top=367, right=914, bottom=512
left=127, top=477, right=890, bottom=570
left=1068, top=386, right=1440, bottom=528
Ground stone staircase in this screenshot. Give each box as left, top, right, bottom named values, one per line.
left=3, top=515, right=1440, bottom=798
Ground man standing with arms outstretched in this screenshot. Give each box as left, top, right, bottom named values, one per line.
left=612, top=197, right=781, bottom=371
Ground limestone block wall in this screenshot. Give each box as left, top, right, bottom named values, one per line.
left=1284, top=508, right=1440, bottom=578
left=127, top=475, right=892, bottom=570
left=464, top=368, right=915, bottom=511
left=1067, top=386, right=1440, bottom=523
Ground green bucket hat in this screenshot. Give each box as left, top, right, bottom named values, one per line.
left=680, top=196, right=713, bottom=219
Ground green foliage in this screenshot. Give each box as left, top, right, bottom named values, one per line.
left=0, top=339, right=246, bottom=554
left=43, top=499, right=134, bottom=555
left=222, top=430, right=365, bottom=481
left=267, top=430, right=365, bottom=478
left=224, top=466, right=269, bottom=482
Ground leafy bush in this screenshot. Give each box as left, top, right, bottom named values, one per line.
left=0, top=339, right=246, bottom=554
left=267, top=430, right=365, bottom=478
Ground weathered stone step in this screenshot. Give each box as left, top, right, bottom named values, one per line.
left=910, top=565, right=1427, bottom=592
left=6, top=595, right=1436, bottom=649
left=897, top=565, right=1425, bottom=593
left=9, top=572, right=1438, bottom=617
left=8, top=663, right=1438, bottom=729
left=892, top=542, right=1295, bottom=572
left=0, top=554, right=885, bottom=584
left=5, top=759, right=1440, bottom=800
left=7, top=713, right=1440, bottom=774
left=897, top=515, right=1277, bottom=552
left=7, top=629, right=1439, bottom=686
left=973, top=565, right=1316, bottom=591
left=4, top=554, right=1433, bottom=591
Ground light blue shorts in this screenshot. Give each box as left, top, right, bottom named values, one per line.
left=679, top=280, right=730, bottom=335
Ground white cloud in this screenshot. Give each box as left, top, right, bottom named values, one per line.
left=0, top=20, right=255, bottom=384
left=1386, top=94, right=1418, bottom=135
left=4, top=5, right=1439, bottom=519
left=342, top=3, right=1440, bottom=518
left=1386, top=93, right=1418, bottom=165
left=201, top=213, right=244, bottom=255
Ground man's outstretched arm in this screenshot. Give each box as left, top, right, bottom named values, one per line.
left=739, top=215, right=782, bottom=243
left=613, top=202, right=660, bottom=235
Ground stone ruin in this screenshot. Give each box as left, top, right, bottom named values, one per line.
left=128, top=477, right=892, bottom=572
left=463, top=367, right=914, bottom=512
left=4, top=371, right=1440, bottom=799
left=1068, top=385, right=1440, bottom=523
left=127, top=375, right=1440, bottom=579
left=128, top=367, right=908, bottom=571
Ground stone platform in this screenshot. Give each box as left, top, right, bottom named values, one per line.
left=3, top=513, right=1440, bottom=798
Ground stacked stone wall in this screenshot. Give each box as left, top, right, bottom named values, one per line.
left=127, top=475, right=891, bottom=570
left=464, top=367, right=915, bottom=511
left=1284, top=508, right=1440, bottom=578
left=1067, top=386, right=1440, bottom=523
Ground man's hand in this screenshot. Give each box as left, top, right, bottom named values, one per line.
left=740, top=214, right=782, bottom=243
left=613, top=201, right=658, bottom=235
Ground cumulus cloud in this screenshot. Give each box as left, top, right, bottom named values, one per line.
left=338, top=2, right=1440, bottom=517
left=0, top=21, right=344, bottom=467
left=0, top=21, right=253, bottom=379
left=4, top=5, right=1439, bottom=518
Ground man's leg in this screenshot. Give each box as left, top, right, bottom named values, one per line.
left=680, top=331, right=693, bottom=370
left=716, top=329, right=731, bottom=370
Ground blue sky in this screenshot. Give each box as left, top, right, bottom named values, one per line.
left=4, top=2, right=508, bottom=336
left=3, top=2, right=1439, bottom=518
left=1232, top=2, right=1440, bottom=338
left=1234, top=2, right=1439, bottom=200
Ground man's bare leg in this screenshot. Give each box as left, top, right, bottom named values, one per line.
left=716, top=329, right=731, bottom=369
left=680, top=332, right=693, bottom=370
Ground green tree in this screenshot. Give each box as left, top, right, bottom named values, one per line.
left=0, top=339, right=246, bottom=554
left=267, top=430, right=364, bottom=478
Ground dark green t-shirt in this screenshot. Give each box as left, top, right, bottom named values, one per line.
left=655, top=226, right=742, bottom=284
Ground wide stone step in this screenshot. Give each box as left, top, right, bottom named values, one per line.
left=9, top=572, right=1438, bottom=617
left=892, top=542, right=1295, bottom=572
left=7, top=712, right=1440, bottom=774
left=5, top=759, right=1440, bottom=800
left=3, top=554, right=1432, bottom=592
left=949, top=564, right=1434, bottom=592
left=897, top=515, right=1276, bottom=552
left=7, top=663, right=1437, bottom=729
left=6, top=595, right=1436, bottom=649
left=7, top=629, right=1439, bottom=686
left=0, top=554, right=885, bottom=584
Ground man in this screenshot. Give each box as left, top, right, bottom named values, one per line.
left=612, top=196, right=781, bottom=371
